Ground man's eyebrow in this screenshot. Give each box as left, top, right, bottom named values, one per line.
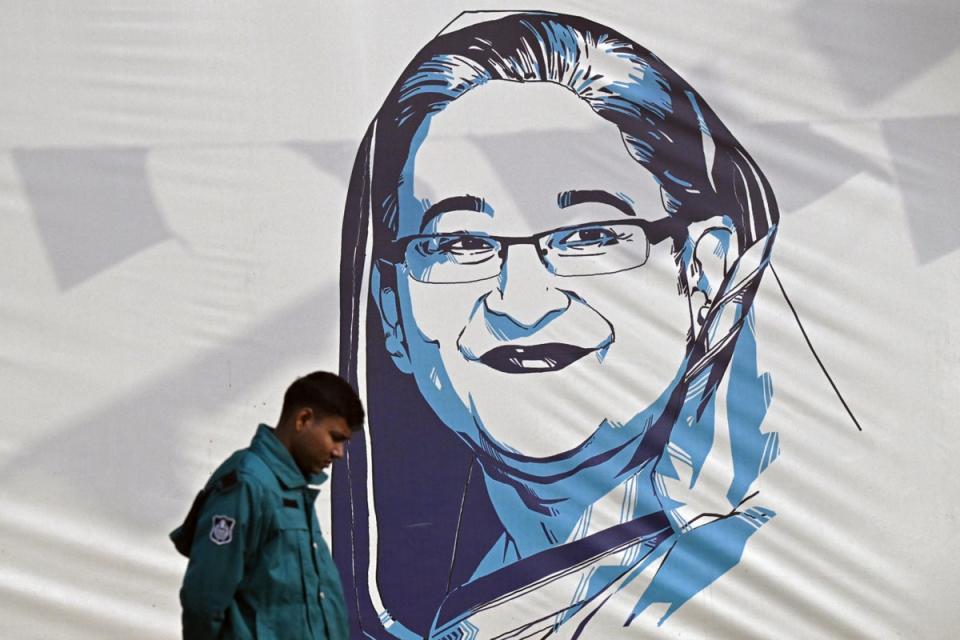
left=420, top=195, right=492, bottom=232
left=557, top=190, right=636, bottom=217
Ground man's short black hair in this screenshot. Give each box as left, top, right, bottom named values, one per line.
left=280, top=371, right=365, bottom=430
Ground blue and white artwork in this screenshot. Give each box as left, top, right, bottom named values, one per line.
left=334, top=10, right=786, bottom=638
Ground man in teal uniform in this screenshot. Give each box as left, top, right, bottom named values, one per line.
left=171, top=371, right=362, bottom=639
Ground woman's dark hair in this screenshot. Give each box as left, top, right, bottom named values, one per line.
left=367, top=11, right=778, bottom=256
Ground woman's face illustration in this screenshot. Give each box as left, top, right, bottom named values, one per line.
left=387, top=82, right=692, bottom=458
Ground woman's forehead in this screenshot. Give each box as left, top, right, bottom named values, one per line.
left=396, top=81, right=664, bottom=235
left=420, top=81, right=603, bottom=137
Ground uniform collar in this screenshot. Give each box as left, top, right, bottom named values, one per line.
left=251, top=424, right=328, bottom=489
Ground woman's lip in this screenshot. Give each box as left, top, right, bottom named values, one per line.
left=477, top=343, right=593, bottom=374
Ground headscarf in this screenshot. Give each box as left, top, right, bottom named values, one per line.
left=333, top=11, right=779, bottom=637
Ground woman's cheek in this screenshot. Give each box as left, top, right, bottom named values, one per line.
left=573, top=262, right=690, bottom=358
left=401, top=276, right=494, bottom=344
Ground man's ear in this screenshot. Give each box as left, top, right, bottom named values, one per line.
left=683, top=217, right=739, bottom=328
left=294, top=407, right=314, bottom=432
left=371, top=261, right=413, bottom=374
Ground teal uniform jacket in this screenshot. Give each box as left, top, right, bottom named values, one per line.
left=171, top=424, right=349, bottom=640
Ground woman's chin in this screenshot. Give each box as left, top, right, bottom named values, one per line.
left=430, top=354, right=674, bottom=457
left=468, top=391, right=611, bottom=459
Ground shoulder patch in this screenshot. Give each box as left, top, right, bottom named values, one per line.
left=209, top=515, right=236, bottom=545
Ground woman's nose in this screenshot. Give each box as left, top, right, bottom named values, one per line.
left=483, top=243, right=569, bottom=329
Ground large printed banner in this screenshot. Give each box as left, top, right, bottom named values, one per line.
left=1, top=2, right=958, bottom=639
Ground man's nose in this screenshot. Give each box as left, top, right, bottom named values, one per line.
left=332, top=444, right=344, bottom=459
left=484, top=243, right=568, bottom=329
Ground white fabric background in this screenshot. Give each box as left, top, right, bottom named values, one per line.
left=1, top=1, right=957, bottom=638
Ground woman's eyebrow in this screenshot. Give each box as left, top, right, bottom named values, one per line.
left=556, top=189, right=636, bottom=217
left=420, top=195, right=493, bottom=232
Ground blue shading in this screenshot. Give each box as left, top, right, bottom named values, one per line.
left=466, top=375, right=682, bottom=560
left=629, top=506, right=776, bottom=624
left=433, top=511, right=673, bottom=634
left=726, top=312, right=777, bottom=505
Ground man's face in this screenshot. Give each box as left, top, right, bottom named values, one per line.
left=291, top=411, right=352, bottom=476
left=384, top=82, right=692, bottom=458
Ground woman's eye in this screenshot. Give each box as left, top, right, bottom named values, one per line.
left=555, top=226, right=629, bottom=249
left=433, top=235, right=496, bottom=254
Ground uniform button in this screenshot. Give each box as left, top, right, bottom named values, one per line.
left=313, top=542, right=318, bottom=550
left=320, top=591, right=326, bottom=600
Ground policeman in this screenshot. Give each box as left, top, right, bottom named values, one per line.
left=171, top=371, right=363, bottom=639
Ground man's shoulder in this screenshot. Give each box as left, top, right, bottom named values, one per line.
left=209, top=448, right=280, bottom=493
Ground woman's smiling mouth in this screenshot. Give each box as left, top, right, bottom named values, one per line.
left=477, top=343, right=594, bottom=373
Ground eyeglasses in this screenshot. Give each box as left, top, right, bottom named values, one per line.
left=389, top=219, right=664, bottom=284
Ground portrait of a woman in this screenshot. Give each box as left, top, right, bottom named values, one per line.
left=334, top=10, right=780, bottom=639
